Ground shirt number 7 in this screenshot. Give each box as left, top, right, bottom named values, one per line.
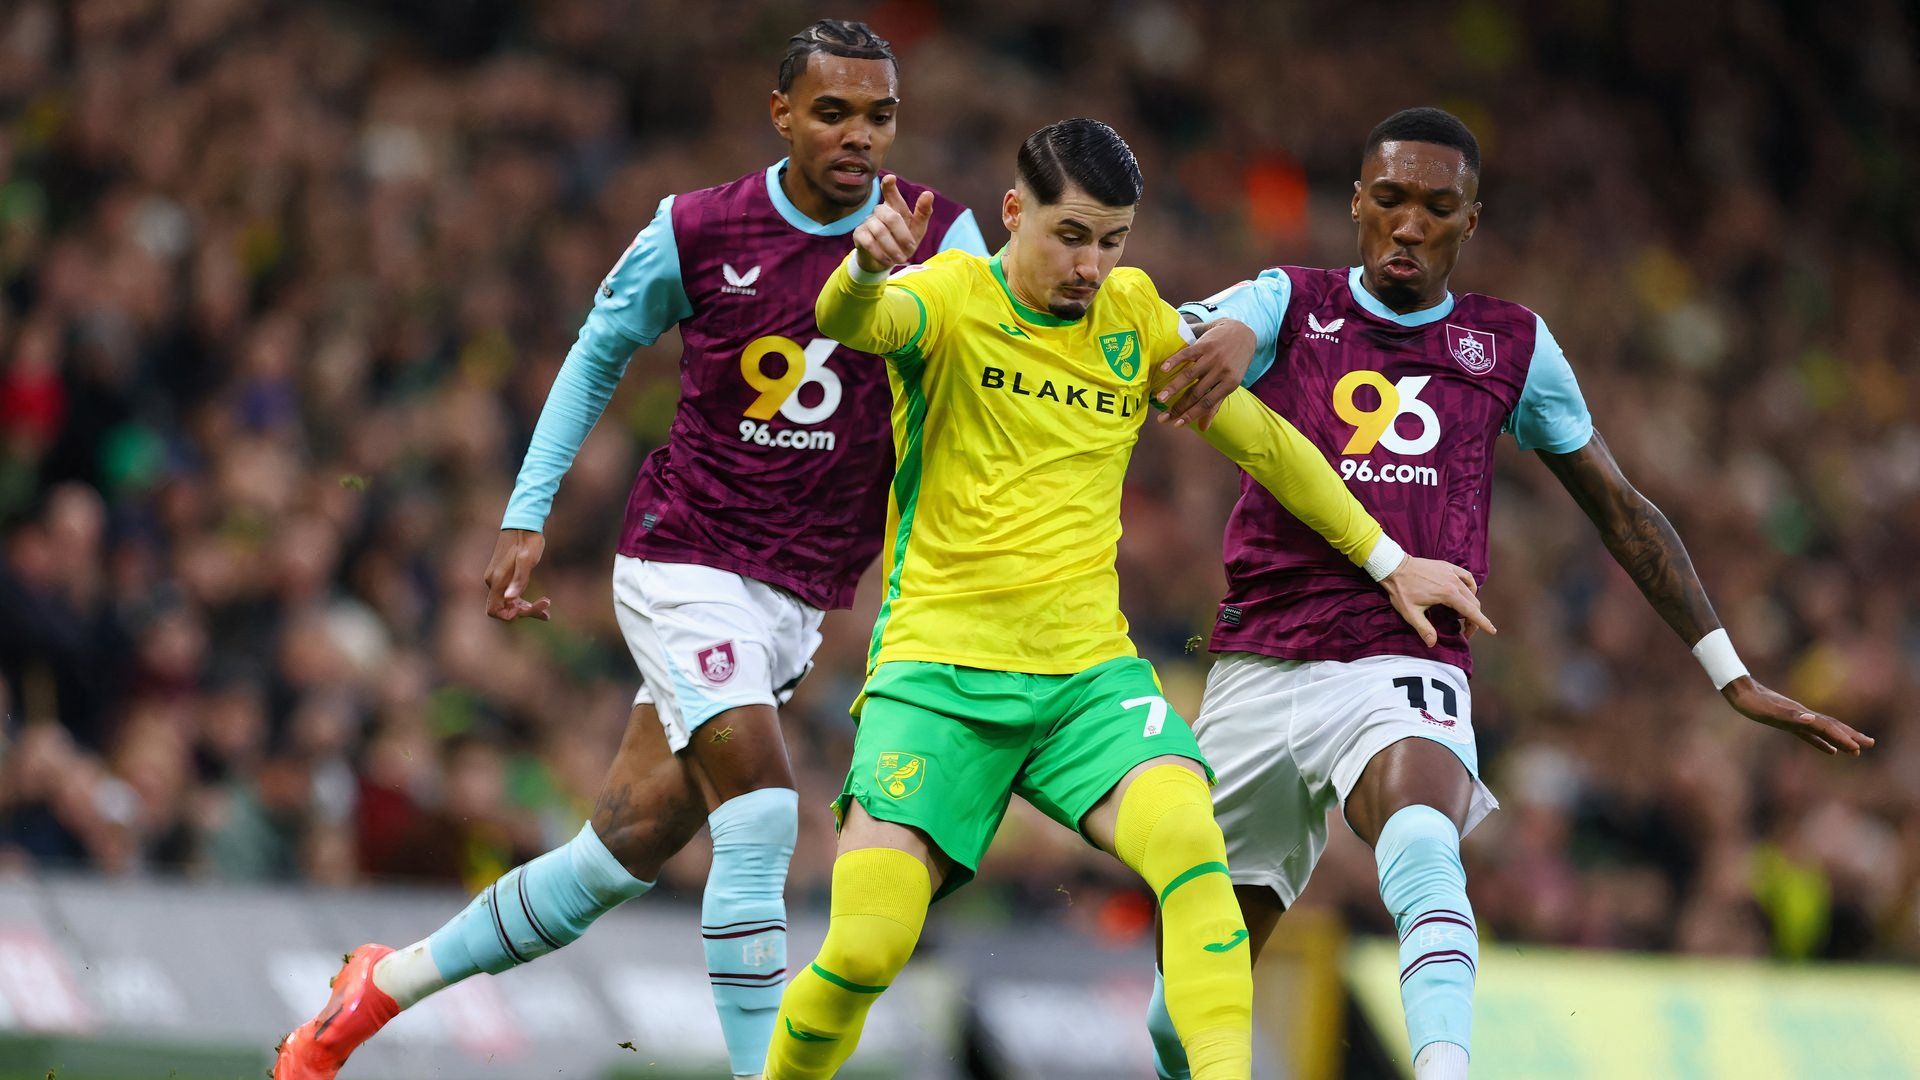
left=1124, top=695, right=1169, bottom=737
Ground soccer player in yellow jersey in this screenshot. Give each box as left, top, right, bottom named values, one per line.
left=763, top=119, right=1494, bottom=1080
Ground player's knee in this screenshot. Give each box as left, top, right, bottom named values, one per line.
left=706, top=788, right=798, bottom=896
left=1115, top=765, right=1225, bottom=874
left=1374, top=806, right=1467, bottom=919
left=814, top=847, right=932, bottom=990
left=1158, top=793, right=1227, bottom=848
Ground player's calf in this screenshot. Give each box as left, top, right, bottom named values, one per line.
left=369, top=705, right=704, bottom=1009
left=1109, top=764, right=1252, bottom=1080
left=406, top=820, right=655, bottom=994
left=1377, top=804, right=1476, bottom=1080
left=683, top=703, right=805, bottom=1078
left=1147, top=884, right=1283, bottom=1080
left=703, top=787, right=799, bottom=1078
left=765, top=846, right=931, bottom=1080
left=274, top=823, right=658, bottom=1079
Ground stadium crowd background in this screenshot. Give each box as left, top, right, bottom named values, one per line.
left=1, top=0, right=1915, bottom=970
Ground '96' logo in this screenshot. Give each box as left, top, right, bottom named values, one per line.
left=738, top=336, right=842, bottom=451
left=1333, top=370, right=1440, bottom=455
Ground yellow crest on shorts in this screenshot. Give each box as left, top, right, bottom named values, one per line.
left=876, top=752, right=925, bottom=800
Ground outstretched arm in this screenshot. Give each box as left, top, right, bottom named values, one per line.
left=1540, top=431, right=1872, bottom=755
left=1200, top=388, right=1497, bottom=645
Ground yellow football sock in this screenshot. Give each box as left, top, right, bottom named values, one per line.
left=1115, top=765, right=1252, bottom=1080
left=764, top=847, right=930, bottom=1080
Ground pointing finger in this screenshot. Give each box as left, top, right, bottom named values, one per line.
left=883, top=201, right=918, bottom=253
left=880, top=174, right=911, bottom=218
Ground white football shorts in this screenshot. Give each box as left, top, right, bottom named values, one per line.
left=1194, top=652, right=1500, bottom=906
left=610, top=556, right=825, bottom=752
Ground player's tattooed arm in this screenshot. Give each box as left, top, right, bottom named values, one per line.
left=1541, top=431, right=1872, bottom=756
left=1540, top=432, right=1719, bottom=641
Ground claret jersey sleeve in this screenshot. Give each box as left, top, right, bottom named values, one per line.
left=1504, top=314, right=1594, bottom=454
left=503, top=196, right=693, bottom=532
left=1177, top=268, right=1295, bottom=387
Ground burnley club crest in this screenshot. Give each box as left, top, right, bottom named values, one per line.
left=696, top=641, right=737, bottom=685
left=1444, top=324, right=1497, bottom=375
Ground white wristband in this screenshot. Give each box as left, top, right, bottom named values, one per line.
left=846, top=251, right=890, bottom=284
left=1363, top=534, right=1408, bottom=583
left=1691, top=628, right=1748, bottom=690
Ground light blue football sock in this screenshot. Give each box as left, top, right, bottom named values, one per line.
left=702, top=787, right=797, bottom=1077
left=428, top=821, right=652, bottom=982
left=1376, top=805, right=1476, bottom=1064
left=1146, top=965, right=1192, bottom=1079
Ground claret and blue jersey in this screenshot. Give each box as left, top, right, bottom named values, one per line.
left=499, top=159, right=986, bottom=610
left=1182, top=265, right=1594, bottom=673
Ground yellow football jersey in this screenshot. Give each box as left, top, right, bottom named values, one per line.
left=817, top=249, right=1384, bottom=677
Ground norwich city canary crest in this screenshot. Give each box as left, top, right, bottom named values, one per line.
left=876, top=752, right=925, bottom=799
left=1099, top=330, right=1141, bottom=381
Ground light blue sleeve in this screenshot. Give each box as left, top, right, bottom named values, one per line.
left=936, top=208, right=990, bottom=256
left=1175, top=268, right=1293, bottom=387
left=500, top=196, right=692, bottom=532
left=1505, top=314, right=1595, bottom=454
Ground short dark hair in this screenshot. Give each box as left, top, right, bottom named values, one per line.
left=1364, top=107, right=1481, bottom=175
left=1016, top=118, right=1144, bottom=207
left=777, top=20, right=895, bottom=93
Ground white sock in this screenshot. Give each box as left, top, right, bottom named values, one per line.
left=1415, top=1040, right=1469, bottom=1080
left=372, top=939, right=448, bottom=1009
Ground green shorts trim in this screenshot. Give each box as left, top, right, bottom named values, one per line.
left=836, top=657, right=1211, bottom=900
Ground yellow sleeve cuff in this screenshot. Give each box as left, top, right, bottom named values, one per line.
left=816, top=254, right=926, bottom=357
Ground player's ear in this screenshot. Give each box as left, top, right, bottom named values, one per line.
left=1462, top=201, right=1481, bottom=243
left=770, top=91, right=792, bottom=140
left=1001, top=188, right=1021, bottom=234
left=1350, top=181, right=1361, bottom=223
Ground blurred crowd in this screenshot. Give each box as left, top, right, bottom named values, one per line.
left=1, top=0, right=1916, bottom=965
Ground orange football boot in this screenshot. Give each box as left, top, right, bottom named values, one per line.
left=273, top=944, right=401, bottom=1079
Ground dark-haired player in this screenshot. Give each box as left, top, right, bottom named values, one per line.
left=272, top=21, right=985, bottom=1080
left=762, top=119, right=1490, bottom=1080
left=1145, top=107, right=1873, bottom=1080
